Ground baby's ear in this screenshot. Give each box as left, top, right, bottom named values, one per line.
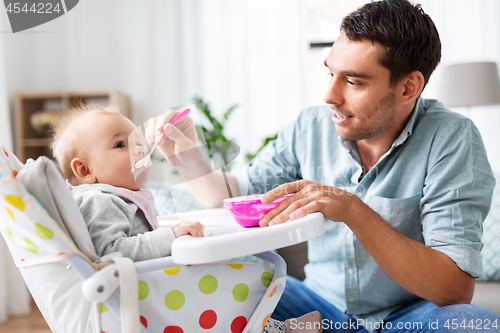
left=71, top=158, right=96, bottom=184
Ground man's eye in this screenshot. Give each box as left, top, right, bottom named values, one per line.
left=115, top=141, right=126, bottom=148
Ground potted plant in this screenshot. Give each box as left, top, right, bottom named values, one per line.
left=192, top=96, right=277, bottom=167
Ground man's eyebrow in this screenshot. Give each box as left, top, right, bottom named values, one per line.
left=323, top=59, right=372, bottom=79
left=341, top=71, right=372, bottom=79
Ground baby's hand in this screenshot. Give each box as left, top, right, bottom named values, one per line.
left=173, top=220, right=205, bottom=238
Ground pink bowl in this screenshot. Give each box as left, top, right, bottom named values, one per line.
left=223, top=194, right=289, bottom=227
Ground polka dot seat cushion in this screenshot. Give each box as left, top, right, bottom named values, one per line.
left=100, top=263, right=285, bottom=333
left=0, top=147, right=104, bottom=332
left=0, top=147, right=287, bottom=333
left=0, top=147, right=79, bottom=266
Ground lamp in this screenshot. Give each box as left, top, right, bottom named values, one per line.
left=437, top=61, right=500, bottom=115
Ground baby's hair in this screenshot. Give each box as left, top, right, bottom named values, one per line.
left=51, top=104, right=119, bottom=183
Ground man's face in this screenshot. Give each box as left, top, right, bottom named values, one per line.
left=323, top=33, right=399, bottom=142
left=78, top=113, right=147, bottom=190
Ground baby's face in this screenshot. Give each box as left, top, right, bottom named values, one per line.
left=78, top=113, right=147, bottom=190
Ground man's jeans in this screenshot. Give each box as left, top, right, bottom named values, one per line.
left=272, top=276, right=500, bottom=332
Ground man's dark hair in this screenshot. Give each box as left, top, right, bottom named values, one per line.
left=341, top=0, right=441, bottom=87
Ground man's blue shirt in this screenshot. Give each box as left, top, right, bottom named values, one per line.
left=233, top=98, right=495, bottom=328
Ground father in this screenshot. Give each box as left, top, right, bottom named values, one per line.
left=149, top=0, right=500, bottom=331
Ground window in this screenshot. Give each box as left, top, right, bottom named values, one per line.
left=306, top=0, right=371, bottom=106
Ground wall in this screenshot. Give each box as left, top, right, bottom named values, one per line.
left=0, top=0, right=308, bottom=158
left=2, top=0, right=500, bottom=170
left=420, top=0, right=500, bottom=172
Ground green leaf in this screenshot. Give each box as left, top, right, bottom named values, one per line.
left=222, top=104, right=238, bottom=123
left=246, top=134, right=278, bottom=162
left=191, top=97, right=246, bottom=166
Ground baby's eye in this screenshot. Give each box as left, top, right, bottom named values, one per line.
left=114, top=141, right=126, bottom=148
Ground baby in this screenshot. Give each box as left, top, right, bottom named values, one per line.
left=51, top=104, right=204, bottom=261
left=51, top=104, right=322, bottom=333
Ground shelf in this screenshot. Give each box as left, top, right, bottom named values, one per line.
left=23, top=138, right=52, bottom=147
left=14, top=90, right=131, bottom=162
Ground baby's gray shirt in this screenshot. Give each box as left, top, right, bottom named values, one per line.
left=72, top=189, right=176, bottom=261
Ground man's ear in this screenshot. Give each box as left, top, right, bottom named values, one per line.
left=398, top=70, right=425, bottom=106
left=70, top=158, right=96, bottom=184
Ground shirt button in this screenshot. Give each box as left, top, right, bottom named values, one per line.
left=356, top=191, right=363, bottom=197
left=347, top=268, right=354, bottom=275
left=348, top=297, right=355, bottom=302
left=346, top=232, right=352, bottom=240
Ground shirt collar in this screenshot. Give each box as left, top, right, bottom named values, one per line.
left=392, top=96, right=424, bottom=147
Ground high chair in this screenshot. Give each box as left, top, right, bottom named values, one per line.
left=0, top=146, right=325, bottom=333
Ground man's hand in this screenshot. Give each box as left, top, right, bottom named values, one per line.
left=172, top=220, right=205, bottom=238
left=146, top=110, right=239, bottom=209
left=258, top=179, right=359, bottom=227
left=145, top=109, right=202, bottom=170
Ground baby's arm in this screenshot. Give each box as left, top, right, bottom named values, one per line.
left=76, top=191, right=177, bottom=261
left=173, top=220, right=205, bottom=238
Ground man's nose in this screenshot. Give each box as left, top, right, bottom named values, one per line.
left=323, top=75, right=344, bottom=105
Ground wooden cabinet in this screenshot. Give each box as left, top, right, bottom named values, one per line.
left=14, top=90, right=131, bottom=162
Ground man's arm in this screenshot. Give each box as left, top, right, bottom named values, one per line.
left=259, top=180, right=475, bottom=306
left=178, top=160, right=240, bottom=208
left=347, top=195, right=475, bottom=306
left=145, top=110, right=240, bottom=208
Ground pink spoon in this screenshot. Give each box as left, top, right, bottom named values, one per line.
left=132, top=108, right=190, bottom=171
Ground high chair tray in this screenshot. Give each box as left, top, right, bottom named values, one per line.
left=158, top=209, right=325, bottom=264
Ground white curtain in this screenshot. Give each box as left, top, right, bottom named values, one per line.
left=0, top=2, right=13, bottom=149
left=2, top=0, right=307, bottom=156
left=420, top=0, right=500, bottom=171
left=194, top=0, right=308, bottom=153
left=0, top=240, right=31, bottom=324
left=0, top=8, right=31, bottom=324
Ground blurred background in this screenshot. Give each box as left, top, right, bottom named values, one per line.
left=1, top=0, right=500, bottom=327
left=1, top=0, right=500, bottom=168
